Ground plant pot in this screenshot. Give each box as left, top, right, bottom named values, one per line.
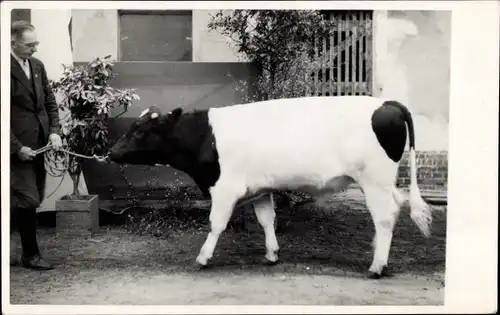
left=55, top=194, right=100, bottom=236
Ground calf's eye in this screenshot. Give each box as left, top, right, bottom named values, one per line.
left=134, top=130, right=145, bottom=138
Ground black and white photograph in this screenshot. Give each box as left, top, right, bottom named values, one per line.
left=1, top=1, right=498, bottom=313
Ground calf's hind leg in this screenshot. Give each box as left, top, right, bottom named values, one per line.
left=253, top=194, right=280, bottom=264
left=361, top=183, right=402, bottom=279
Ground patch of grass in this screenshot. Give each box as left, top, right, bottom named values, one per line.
left=124, top=206, right=209, bottom=237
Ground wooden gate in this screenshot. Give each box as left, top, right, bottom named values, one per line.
left=309, top=10, right=374, bottom=97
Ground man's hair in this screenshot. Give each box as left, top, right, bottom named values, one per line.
left=11, top=20, right=35, bottom=41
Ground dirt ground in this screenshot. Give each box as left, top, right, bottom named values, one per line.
left=9, top=189, right=447, bottom=305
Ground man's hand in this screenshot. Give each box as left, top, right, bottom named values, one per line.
left=17, top=146, right=36, bottom=161
left=48, top=133, right=63, bottom=150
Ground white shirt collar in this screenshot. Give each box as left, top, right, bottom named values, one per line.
left=11, top=51, right=28, bottom=66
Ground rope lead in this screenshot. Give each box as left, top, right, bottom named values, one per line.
left=36, top=144, right=109, bottom=200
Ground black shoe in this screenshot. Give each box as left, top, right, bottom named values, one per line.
left=21, top=254, right=55, bottom=270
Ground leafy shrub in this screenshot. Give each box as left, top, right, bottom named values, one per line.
left=50, top=55, right=140, bottom=198
left=208, top=9, right=338, bottom=101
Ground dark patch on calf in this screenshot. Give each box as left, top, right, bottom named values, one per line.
left=109, top=109, right=168, bottom=165
left=109, top=107, right=221, bottom=198
left=371, top=101, right=409, bottom=162
left=163, top=110, right=221, bottom=198
left=195, top=130, right=221, bottom=197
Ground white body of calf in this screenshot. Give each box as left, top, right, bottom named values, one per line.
left=195, top=95, right=433, bottom=278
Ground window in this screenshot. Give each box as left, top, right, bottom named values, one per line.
left=11, top=9, right=31, bottom=23
left=118, top=10, right=192, bottom=62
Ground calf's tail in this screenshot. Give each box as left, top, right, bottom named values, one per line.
left=387, top=101, right=433, bottom=238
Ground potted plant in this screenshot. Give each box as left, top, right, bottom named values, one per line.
left=49, top=55, right=140, bottom=235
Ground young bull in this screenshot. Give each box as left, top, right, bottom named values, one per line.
left=109, top=95, right=433, bottom=279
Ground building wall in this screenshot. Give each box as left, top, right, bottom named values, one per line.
left=71, top=9, right=119, bottom=62
left=30, top=9, right=73, bottom=80
left=70, top=9, right=241, bottom=63
left=373, top=10, right=451, bottom=151
left=192, top=10, right=245, bottom=62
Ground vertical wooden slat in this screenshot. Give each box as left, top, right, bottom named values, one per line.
left=316, top=37, right=323, bottom=96
left=336, top=13, right=343, bottom=96
left=358, top=13, right=361, bottom=95
left=314, top=38, right=319, bottom=96
left=310, top=37, right=315, bottom=97
left=318, top=36, right=322, bottom=96
left=329, top=16, right=335, bottom=96
left=304, top=58, right=308, bottom=97
left=351, top=12, right=357, bottom=95
left=322, top=35, right=327, bottom=96
left=366, top=11, right=373, bottom=96
left=358, top=12, right=363, bottom=94
left=358, top=11, right=364, bottom=95
left=350, top=13, right=355, bottom=95
left=345, top=13, right=350, bottom=96
left=360, top=11, right=364, bottom=95
left=322, top=36, right=325, bottom=96
left=363, top=11, right=368, bottom=95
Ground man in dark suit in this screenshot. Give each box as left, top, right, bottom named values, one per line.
left=10, top=20, right=63, bottom=270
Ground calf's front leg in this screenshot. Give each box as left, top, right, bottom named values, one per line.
left=195, top=182, right=243, bottom=266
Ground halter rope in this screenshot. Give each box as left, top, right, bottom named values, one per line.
left=34, top=144, right=109, bottom=200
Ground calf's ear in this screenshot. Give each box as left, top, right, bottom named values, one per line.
left=164, top=107, right=183, bottom=124
left=158, top=107, right=183, bottom=127
left=169, top=107, right=183, bottom=119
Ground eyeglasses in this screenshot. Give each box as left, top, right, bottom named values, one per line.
left=18, top=41, right=39, bottom=48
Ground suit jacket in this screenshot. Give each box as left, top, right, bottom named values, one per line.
left=10, top=55, right=61, bottom=208
left=10, top=54, right=60, bottom=155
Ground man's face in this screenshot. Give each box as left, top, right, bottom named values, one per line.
left=11, top=29, right=39, bottom=59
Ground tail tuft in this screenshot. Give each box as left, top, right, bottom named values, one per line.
left=409, top=149, right=433, bottom=238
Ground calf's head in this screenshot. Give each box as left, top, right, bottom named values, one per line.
left=109, top=106, right=183, bottom=165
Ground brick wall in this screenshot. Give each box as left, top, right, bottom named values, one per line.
left=344, top=150, right=448, bottom=197
left=396, top=150, right=448, bottom=191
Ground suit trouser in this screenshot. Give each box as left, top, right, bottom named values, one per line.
left=11, top=207, right=39, bottom=257
left=11, top=130, right=47, bottom=258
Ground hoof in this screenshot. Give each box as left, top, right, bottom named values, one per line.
left=194, top=261, right=211, bottom=271
left=196, top=264, right=211, bottom=271
left=195, top=260, right=207, bottom=267
left=367, top=266, right=390, bottom=279
left=265, top=251, right=279, bottom=264
left=263, top=258, right=280, bottom=266
left=368, top=272, right=382, bottom=279
left=195, top=256, right=210, bottom=268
